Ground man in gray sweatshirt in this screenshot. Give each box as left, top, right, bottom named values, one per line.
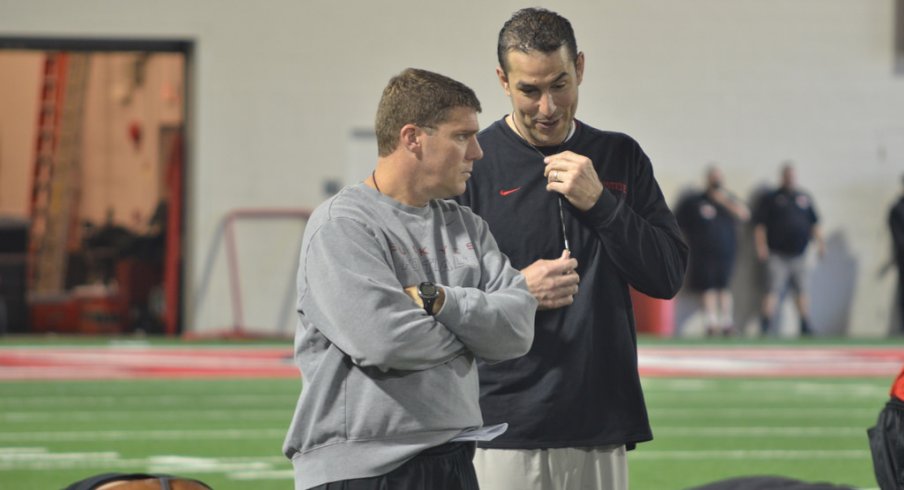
left=283, top=68, right=537, bottom=490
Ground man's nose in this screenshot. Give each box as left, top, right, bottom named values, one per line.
left=468, top=137, right=484, bottom=161
left=539, top=92, right=557, bottom=117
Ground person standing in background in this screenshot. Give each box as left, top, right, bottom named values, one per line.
left=676, top=165, right=750, bottom=336
left=888, top=174, right=904, bottom=335
left=457, top=8, right=688, bottom=489
left=753, top=163, right=824, bottom=336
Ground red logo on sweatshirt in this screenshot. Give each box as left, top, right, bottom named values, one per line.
left=602, top=181, right=627, bottom=194
left=499, top=187, right=522, bottom=196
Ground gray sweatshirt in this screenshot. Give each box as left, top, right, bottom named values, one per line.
left=283, top=183, right=536, bottom=489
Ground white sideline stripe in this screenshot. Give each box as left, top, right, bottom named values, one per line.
left=736, top=380, right=891, bottom=395
left=643, top=379, right=890, bottom=395
left=650, top=407, right=877, bottom=418
left=0, top=446, right=870, bottom=474
left=632, top=449, right=870, bottom=460
left=229, top=470, right=295, bottom=480
left=647, top=393, right=884, bottom=402
left=0, top=451, right=288, bottom=472
left=0, top=447, right=47, bottom=454
left=1, top=409, right=289, bottom=422
left=0, top=428, right=286, bottom=442
left=146, top=454, right=274, bottom=473
left=0, top=426, right=866, bottom=441
left=638, top=353, right=903, bottom=377
left=0, top=450, right=119, bottom=462
left=654, top=426, right=866, bottom=437
left=644, top=378, right=888, bottom=386
left=647, top=383, right=889, bottom=398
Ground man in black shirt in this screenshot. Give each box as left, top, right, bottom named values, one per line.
left=457, top=8, right=687, bottom=489
left=888, top=175, right=904, bottom=334
left=676, top=166, right=749, bottom=336
left=753, top=163, right=824, bottom=336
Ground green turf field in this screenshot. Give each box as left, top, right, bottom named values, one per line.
left=0, top=376, right=888, bottom=489
left=0, top=378, right=298, bottom=489
left=636, top=377, right=885, bottom=489
left=0, top=338, right=894, bottom=489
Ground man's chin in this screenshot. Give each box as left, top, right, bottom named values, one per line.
left=527, top=122, right=568, bottom=144
left=531, top=130, right=567, bottom=146
left=439, top=184, right=468, bottom=200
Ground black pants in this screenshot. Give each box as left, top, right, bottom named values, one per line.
left=897, top=262, right=904, bottom=333
left=310, top=442, right=479, bottom=490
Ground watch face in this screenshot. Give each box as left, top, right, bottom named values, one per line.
left=419, top=282, right=438, bottom=299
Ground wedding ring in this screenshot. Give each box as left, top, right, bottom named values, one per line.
left=553, top=170, right=559, bottom=182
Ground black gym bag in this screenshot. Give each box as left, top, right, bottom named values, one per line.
left=868, top=396, right=904, bottom=490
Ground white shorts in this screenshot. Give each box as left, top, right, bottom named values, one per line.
left=472, top=445, right=628, bottom=490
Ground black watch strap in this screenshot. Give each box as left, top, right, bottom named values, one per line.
left=418, top=282, right=439, bottom=315
left=422, top=296, right=436, bottom=314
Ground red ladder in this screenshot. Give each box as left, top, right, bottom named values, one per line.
left=27, top=52, right=90, bottom=294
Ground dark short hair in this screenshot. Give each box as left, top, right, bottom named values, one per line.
left=374, top=68, right=481, bottom=157
left=497, top=8, right=579, bottom=74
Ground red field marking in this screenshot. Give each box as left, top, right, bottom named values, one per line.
left=638, top=346, right=904, bottom=378
left=0, top=347, right=297, bottom=380
left=0, top=345, right=902, bottom=380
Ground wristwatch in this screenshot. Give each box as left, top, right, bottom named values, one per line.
left=417, top=282, right=440, bottom=315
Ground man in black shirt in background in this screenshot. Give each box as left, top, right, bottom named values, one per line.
left=753, top=163, right=824, bottom=336
left=888, top=175, right=904, bottom=335
left=457, top=8, right=687, bottom=490
left=676, top=165, right=750, bottom=337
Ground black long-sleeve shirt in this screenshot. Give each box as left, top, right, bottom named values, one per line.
left=889, top=196, right=904, bottom=262
left=456, top=117, right=687, bottom=449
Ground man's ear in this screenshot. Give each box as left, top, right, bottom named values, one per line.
left=400, top=124, right=421, bottom=152
left=496, top=66, right=511, bottom=96
left=575, top=51, right=585, bottom=86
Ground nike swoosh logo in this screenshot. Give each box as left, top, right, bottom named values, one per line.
left=499, top=187, right=522, bottom=196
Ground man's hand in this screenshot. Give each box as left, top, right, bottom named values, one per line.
left=753, top=224, right=770, bottom=262
left=707, top=187, right=751, bottom=222
left=521, top=250, right=580, bottom=310
left=812, top=225, right=826, bottom=261
left=543, top=151, right=604, bottom=211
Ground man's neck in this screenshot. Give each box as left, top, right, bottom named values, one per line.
left=368, top=159, right=430, bottom=207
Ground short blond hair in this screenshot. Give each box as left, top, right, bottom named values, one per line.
left=374, top=68, right=481, bottom=157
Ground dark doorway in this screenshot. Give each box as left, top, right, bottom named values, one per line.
left=0, top=37, right=192, bottom=336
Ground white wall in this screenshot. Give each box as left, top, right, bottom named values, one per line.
left=1, top=0, right=902, bottom=336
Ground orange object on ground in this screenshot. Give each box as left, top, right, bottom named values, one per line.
left=892, top=366, right=904, bottom=401
left=629, top=287, right=674, bottom=337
